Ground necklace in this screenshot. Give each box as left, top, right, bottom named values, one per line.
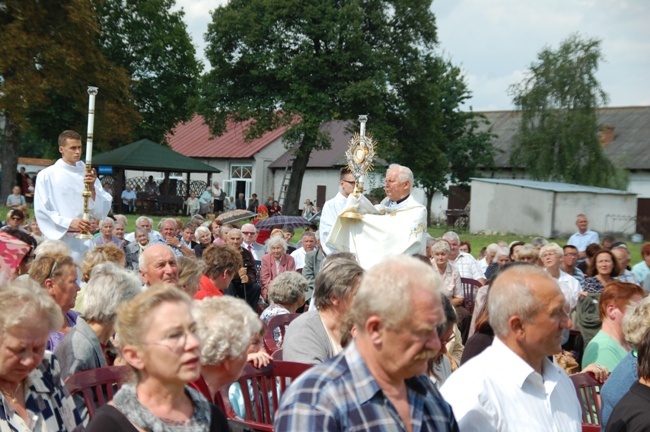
left=0, top=380, right=23, bottom=403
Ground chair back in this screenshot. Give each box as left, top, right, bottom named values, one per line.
left=570, top=372, right=602, bottom=427
left=460, top=278, right=481, bottom=313
left=271, top=348, right=283, bottom=361
left=64, top=365, right=132, bottom=420
left=263, top=313, right=299, bottom=354
left=221, top=361, right=312, bottom=431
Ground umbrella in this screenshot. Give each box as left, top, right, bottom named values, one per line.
left=255, top=215, right=312, bottom=230
left=216, top=210, right=257, bottom=224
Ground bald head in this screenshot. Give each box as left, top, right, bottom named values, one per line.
left=139, top=244, right=179, bottom=287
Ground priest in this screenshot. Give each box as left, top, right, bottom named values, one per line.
left=34, top=130, right=113, bottom=263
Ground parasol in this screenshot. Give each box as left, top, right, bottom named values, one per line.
left=254, top=215, right=312, bottom=230
left=215, top=210, right=257, bottom=224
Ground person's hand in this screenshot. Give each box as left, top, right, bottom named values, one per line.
left=247, top=350, right=272, bottom=368
left=70, top=218, right=91, bottom=232
left=582, top=363, right=609, bottom=382
left=83, top=169, right=97, bottom=186
left=166, top=236, right=180, bottom=248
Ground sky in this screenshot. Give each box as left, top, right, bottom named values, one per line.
left=173, top=0, right=650, bottom=111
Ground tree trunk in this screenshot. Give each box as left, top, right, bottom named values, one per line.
left=1, top=115, right=20, bottom=200
left=425, top=187, right=435, bottom=227
left=283, top=136, right=313, bottom=216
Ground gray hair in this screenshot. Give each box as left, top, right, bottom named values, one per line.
left=496, top=246, right=510, bottom=259
left=387, top=163, right=414, bottom=186
left=241, top=223, right=257, bottom=234
left=430, top=240, right=450, bottom=255
left=135, top=216, right=153, bottom=229
left=0, top=279, right=63, bottom=334
left=314, top=259, right=364, bottom=310
left=160, top=218, right=177, bottom=230
left=265, top=236, right=288, bottom=253
left=98, top=218, right=114, bottom=230
left=34, top=239, right=71, bottom=259
left=442, top=231, right=460, bottom=243
left=301, top=231, right=316, bottom=241
left=351, top=255, right=442, bottom=330
left=623, top=296, right=650, bottom=349
left=531, top=237, right=548, bottom=248
left=486, top=243, right=499, bottom=255
left=195, top=226, right=211, bottom=239
left=268, top=271, right=308, bottom=305
left=516, top=244, right=539, bottom=261
left=488, top=265, right=559, bottom=338
left=83, top=262, right=142, bottom=324
left=539, top=242, right=564, bottom=258
left=192, top=296, right=262, bottom=365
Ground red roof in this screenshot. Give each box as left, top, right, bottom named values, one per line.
left=167, top=114, right=290, bottom=159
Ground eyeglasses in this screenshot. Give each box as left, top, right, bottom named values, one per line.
left=10, top=216, right=24, bottom=221
left=564, top=253, right=578, bottom=257
left=242, top=231, right=256, bottom=235
left=144, top=326, right=198, bottom=353
left=341, top=180, right=356, bottom=185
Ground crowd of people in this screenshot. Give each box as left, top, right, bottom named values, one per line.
left=2, top=129, right=650, bottom=431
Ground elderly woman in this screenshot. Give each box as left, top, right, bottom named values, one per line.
left=261, top=272, right=308, bottom=346
left=515, top=243, right=539, bottom=264
left=125, top=228, right=149, bottom=271
left=94, top=218, right=121, bottom=247
left=190, top=296, right=262, bottom=403
left=582, top=281, right=645, bottom=371
left=86, top=286, right=229, bottom=431
left=177, top=256, right=206, bottom=298
left=2, top=208, right=28, bottom=233
left=600, top=296, right=650, bottom=426
left=430, top=240, right=463, bottom=307
left=29, top=254, right=81, bottom=351
left=54, top=263, right=141, bottom=422
left=283, top=258, right=364, bottom=364
left=260, top=236, right=296, bottom=299
left=584, top=249, right=621, bottom=293
left=194, top=226, right=212, bottom=258
left=76, top=243, right=127, bottom=312
left=0, top=280, right=83, bottom=429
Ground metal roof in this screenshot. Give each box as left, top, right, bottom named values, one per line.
left=481, top=106, right=650, bottom=170
left=93, top=139, right=221, bottom=173
left=167, top=114, right=291, bottom=159
left=471, top=177, right=635, bottom=195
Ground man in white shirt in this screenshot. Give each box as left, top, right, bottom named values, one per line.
left=442, top=231, right=486, bottom=285
left=34, top=130, right=113, bottom=263
left=477, top=243, right=498, bottom=274
left=320, top=167, right=355, bottom=255
left=241, top=223, right=265, bottom=261
left=441, top=265, right=582, bottom=432
left=291, top=231, right=317, bottom=271
left=124, top=216, right=163, bottom=243
left=568, top=213, right=600, bottom=259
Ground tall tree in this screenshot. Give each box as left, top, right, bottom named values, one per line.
left=0, top=0, right=137, bottom=199
left=95, top=0, right=202, bottom=143
left=384, top=55, right=495, bottom=225
left=199, top=0, right=437, bottom=215
left=509, top=33, right=628, bottom=189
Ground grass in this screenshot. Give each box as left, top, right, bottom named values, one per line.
left=4, top=204, right=645, bottom=264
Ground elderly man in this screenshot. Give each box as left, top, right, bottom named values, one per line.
left=290, top=231, right=317, bottom=272
left=139, top=243, right=179, bottom=288
left=241, top=223, right=265, bottom=261
left=568, top=214, right=600, bottom=260
left=225, top=228, right=261, bottom=310
left=275, top=255, right=458, bottom=431
left=443, top=231, right=486, bottom=285
left=612, top=243, right=639, bottom=284
left=562, top=244, right=585, bottom=287
left=328, top=164, right=427, bottom=268
left=124, top=216, right=162, bottom=243
left=157, top=218, right=194, bottom=258
left=195, top=244, right=243, bottom=300
left=441, top=265, right=581, bottom=431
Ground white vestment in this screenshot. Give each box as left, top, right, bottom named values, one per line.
left=34, top=159, right=112, bottom=263
left=319, top=192, right=348, bottom=255
left=328, top=194, right=427, bottom=269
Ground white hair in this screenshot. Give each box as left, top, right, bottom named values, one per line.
left=83, top=262, right=142, bottom=324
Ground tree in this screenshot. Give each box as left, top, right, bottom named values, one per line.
left=0, top=0, right=137, bottom=199
left=95, top=0, right=201, bottom=144
left=199, top=0, right=437, bottom=215
left=384, top=55, right=495, bottom=225
left=509, top=33, right=628, bottom=189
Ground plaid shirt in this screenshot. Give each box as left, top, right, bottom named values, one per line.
left=274, top=342, right=458, bottom=432
left=450, top=252, right=485, bottom=281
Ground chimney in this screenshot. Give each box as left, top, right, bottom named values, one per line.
left=598, top=125, right=615, bottom=148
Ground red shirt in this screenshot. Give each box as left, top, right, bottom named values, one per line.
left=194, top=274, right=223, bottom=300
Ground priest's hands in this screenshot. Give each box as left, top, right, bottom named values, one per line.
left=70, top=218, right=90, bottom=232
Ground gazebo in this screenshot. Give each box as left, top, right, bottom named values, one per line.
left=93, top=139, right=221, bottom=214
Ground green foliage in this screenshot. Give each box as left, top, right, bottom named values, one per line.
left=199, top=0, right=438, bottom=214
left=96, top=0, right=202, bottom=144
left=383, top=55, right=496, bottom=224
left=509, top=33, right=628, bottom=190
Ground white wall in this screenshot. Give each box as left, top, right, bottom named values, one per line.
left=552, top=193, right=638, bottom=237
left=629, top=172, right=650, bottom=199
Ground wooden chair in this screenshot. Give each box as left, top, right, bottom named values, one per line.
left=271, top=348, right=283, bottom=361
left=64, top=365, right=132, bottom=420
left=263, top=313, right=299, bottom=355
left=570, top=371, right=602, bottom=428
left=219, top=361, right=312, bottom=431
left=460, top=277, right=481, bottom=313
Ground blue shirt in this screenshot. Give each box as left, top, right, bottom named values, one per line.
left=274, top=342, right=458, bottom=432
left=568, top=230, right=600, bottom=252
left=600, top=351, right=638, bottom=429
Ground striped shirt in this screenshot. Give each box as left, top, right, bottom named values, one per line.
left=274, top=342, right=459, bottom=432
